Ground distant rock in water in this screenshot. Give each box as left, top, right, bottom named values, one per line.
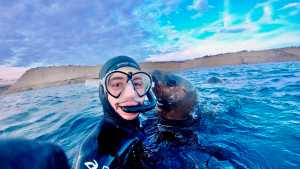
left=207, top=77, right=222, bottom=84
left=0, top=85, right=10, bottom=95
left=0, top=138, right=70, bottom=169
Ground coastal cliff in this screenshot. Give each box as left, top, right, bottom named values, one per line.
left=2, top=47, right=300, bottom=95
left=6, top=66, right=100, bottom=94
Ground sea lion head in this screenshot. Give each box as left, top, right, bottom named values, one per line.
left=151, top=70, right=198, bottom=122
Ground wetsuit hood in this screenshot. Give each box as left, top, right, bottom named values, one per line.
left=99, top=56, right=141, bottom=128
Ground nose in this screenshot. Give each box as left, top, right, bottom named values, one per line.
left=120, top=80, right=137, bottom=98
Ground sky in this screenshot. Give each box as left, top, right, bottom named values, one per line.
left=0, top=0, right=300, bottom=79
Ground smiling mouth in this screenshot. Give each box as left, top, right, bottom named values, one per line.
left=116, top=101, right=141, bottom=110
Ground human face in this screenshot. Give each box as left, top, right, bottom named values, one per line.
left=107, top=67, right=146, bottom=120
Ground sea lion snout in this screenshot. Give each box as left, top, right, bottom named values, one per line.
left=152, top=70, right=185, bottom=103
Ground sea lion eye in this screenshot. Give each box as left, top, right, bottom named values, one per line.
left=167, top=79, right=176, bottom=87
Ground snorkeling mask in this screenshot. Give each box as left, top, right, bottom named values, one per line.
left=100, top=70, right=156, bottom=113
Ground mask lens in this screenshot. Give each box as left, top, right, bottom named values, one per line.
left=104, top=71, right=152, bottom=98
left=106, top=72, right=128, bottom=97
left=132, top=72, right=152, bottom=96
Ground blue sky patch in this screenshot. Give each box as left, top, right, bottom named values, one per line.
left=0, top=0, right=300, bottom=66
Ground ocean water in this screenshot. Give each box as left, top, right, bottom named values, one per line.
left=0, top=61, right=299, bottom=168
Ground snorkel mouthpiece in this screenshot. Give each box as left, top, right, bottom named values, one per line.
left=121, top=90, right=157, bottom=113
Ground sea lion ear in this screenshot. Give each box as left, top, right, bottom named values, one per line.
left=166, top=79, right=176, bottom=87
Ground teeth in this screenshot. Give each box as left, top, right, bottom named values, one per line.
left=115, top=103, right=123, bottom=110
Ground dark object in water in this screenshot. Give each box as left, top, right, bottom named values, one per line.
left=146, top=70, right=239, bottom=169
left=207, top=76, right=222, bottom=84
left=0, top=138, right=70, bottom=169
left=151, top=70, right=198, bottom=121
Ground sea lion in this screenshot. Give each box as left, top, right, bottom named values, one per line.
left=146, top=71, right=241, bottom=168
left=151, top=70, right=198, bottom=122
left=0, top=138, right=70, bottom=169
left=144, top=70, right=202, bottom=168
left=207, top=76, right=222, bottom=84
left=146, top=70, right=238, bottom=169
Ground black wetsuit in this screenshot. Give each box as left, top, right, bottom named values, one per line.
left=73, top=118, right=146, bottom=169
left=73, top=56, right=151, bottom=169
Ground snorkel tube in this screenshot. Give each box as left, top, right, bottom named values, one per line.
left=121, top=90, right=157, bottom=113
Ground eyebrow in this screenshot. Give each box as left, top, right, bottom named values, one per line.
left=109, top=76, right=126, bottom=81
left=133, top=76, right=142, bottom=80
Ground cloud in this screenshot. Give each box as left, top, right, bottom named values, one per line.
left=1, top=0, right=299, bottom=67
left=146, top=27, right=300, bottom=62
left=261, top=5, right=273, bottom=22
left=218, top=0, right=251, bottom=34
left=279, top=2, right=300, bottom=16
left=223, top=0, right=231, bottom=27
left=280, top=2, right=300, bottom=10
left=145, top=0, right=292, bottom=62
left=0, top=0, right=152, bottom=67
left=219, top=27, right=246, bottom=33
left=244, top=0, right=290, bottom=35
left=188, top=0, right=207, bottom=10
left=246, top=0, right=281, bottom=24
left=187, top=0, right=214, bottom=19
left=0, top=47, right=14, bottom=64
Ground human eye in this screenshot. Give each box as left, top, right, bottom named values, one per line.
left=107, top=75, right=126, bottom=89
left=133, top=79, right=144, bottom=89
left=133, top=81, right=143, bottom=87
left=110, top=80, right=125, bottom=89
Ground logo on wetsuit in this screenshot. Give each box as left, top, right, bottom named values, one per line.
left=84, top=160, right=109, bottom=169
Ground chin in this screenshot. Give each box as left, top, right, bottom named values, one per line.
left=119, top=111, right=139, bottom=120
